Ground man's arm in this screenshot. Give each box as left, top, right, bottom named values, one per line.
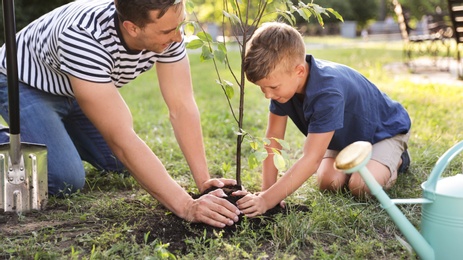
left=69, top=75, right=239, bottom=227
left=155, top=56, right=235, bottom=193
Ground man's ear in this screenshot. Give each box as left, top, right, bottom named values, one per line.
left=122, top=20, right=139, bottom=37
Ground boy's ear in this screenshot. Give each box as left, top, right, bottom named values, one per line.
left=295, top=63, right=306, bottom=77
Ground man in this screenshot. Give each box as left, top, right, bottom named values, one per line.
left=0, top=0, right=240, bottom=228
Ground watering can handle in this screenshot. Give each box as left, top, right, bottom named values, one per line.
left=422, top=140, right=463, bottom=194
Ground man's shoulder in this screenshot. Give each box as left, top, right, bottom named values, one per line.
left=53, top=0, right=118, bottom=51
left=64, top=0, right=115, bottom=31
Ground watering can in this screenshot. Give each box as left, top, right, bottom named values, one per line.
left=334, top=140, right=463, bottom=260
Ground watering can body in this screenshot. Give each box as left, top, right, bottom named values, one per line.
left=335, top=140, right=463, bottom=260
left=421, top=174, right=463, bottom=259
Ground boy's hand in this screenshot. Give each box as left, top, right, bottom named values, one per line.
left=231, top=189, right=249, bottom=197
left=236, top=193, right=270, bottom=217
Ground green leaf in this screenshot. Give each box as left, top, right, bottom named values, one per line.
left=200, top=45, right=214, bottom=62
left=254, top=151, right=268, bottom=162
left=326, top=8, right=344, bottom=22
left=222, top=10, right=241, bottom=25
left=311, top=10, right=325, bottom=27
left=248, top=153, right=259, bottom=170
left=280, top=150, right=289, bottom=160
left=263, top=138, right=271, bottom=146
left=273, top=153, right=287, bottom=172
left=250, top=141, right=258, bottom=150
left=311, top=4, right=327, bottom=16
left=296, top=8, right=309, bottom=21
left=197, top=31, right=213, bottom=42
left=186, top=39, right=204, bottom=49
left=275, top=138, right=290, bottom=150
left=270, top=147, right=281, bottom=155
left=307, top=4, right=328, bottom=27
left=214, top=49, right=226, bottom=64
left=218, top=42, right=227, bottom=54
left=225, top=85, right=234, bottom=99
left=184, top=22, right=195, bottom=36
left=223, top=80, right=234, bottom=98
left=303, top=8, right=314, bottom=20
left=278, top=10, right=295, bottom=26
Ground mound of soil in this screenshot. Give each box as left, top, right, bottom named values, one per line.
left=132, top=200, right=310, bottom=255
left=132, top=184, right=311, bottom=254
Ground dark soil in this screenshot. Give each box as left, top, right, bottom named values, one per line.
left=135, top=184, right=311, bottom=254
left=133, top=200, right=310, bottom=255
left=0, top=186, right=310, bottom=256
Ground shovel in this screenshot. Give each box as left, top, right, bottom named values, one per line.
left=0, top=0, right=48, bottom=212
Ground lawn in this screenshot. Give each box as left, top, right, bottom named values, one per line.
left=1, top=37, right=463, bottom=259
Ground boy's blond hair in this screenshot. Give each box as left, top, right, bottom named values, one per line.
left=244, top=22, right=306, bottom=83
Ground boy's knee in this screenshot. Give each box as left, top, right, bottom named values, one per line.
left=348, top=174, right=371, bottom=198
left=317, top=171, right=346, bottom=192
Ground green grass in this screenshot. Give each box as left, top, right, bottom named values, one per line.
left=2, top=37, right=463, bottom=259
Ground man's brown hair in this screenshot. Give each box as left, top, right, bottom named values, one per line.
left=244, top=22, right=306, bottom=83
left=115, top=0, right=183, bottom=28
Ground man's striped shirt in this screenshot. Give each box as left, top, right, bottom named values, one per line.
left=0, top=0, right=186, bottom=97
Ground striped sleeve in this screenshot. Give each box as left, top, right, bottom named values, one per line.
left=155, top=39, right=187, bottom=63
left=58, top=25, right=114, bottom=83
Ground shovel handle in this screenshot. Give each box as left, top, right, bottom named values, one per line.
left=2, top=0, right=20, bottom=135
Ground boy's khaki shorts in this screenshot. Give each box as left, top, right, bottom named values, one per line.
left=324, top=132, right=410, bottom=177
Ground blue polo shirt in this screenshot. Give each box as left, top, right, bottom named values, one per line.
left=270, top=55, right=411, bottom=151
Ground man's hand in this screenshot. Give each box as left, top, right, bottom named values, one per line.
left=184, top=189, right=240, bottom=228
left=199, top=178, right=238, bottom=194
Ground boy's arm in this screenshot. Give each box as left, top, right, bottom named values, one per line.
left=238, top=130, right=334, bottom=217
left=262, top=112, right=287, bottom=191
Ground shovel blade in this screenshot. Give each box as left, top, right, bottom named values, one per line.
left=0, top=142, right=47, bottom=212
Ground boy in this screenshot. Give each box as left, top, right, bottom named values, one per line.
left=236, top=22, right=411, bottom=217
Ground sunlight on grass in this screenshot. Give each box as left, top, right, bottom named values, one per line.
left=3, top=37, right=463, bottom=259
left=118, top=40, right=462, bottom=258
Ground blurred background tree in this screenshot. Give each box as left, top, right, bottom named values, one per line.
left=0, top=0, right=452, bottom=43
left=0, top=0, right=73, bottom=44
left=294, top=0, right=378, bottom=29
left=300, top=0, right=449, bottom=36
left=398, top=0, right=448, bottom=20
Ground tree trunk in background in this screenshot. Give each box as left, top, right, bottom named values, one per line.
left=379, top=0, right=386, bottom=21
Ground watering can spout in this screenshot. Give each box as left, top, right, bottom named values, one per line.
left=335, top=141, right=435, bottom=260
